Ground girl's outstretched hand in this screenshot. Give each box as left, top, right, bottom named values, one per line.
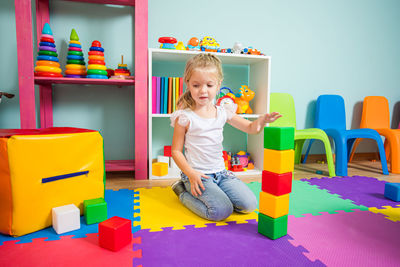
left=187, top=170, right=210, bottom=197
left=262, top=112, right=282, bottom=123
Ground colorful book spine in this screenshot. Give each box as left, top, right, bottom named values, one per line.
left=156, top=77, right=161, bottom=114
left=258, top=127, right=295, bottom=240
left=152, top=76, right=157, bottom=114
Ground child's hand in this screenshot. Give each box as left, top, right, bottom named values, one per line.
left=262, top=112, right=282, bottom=123
left=187, top=170, right=210, bottom=197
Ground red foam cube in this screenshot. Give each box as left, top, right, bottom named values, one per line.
left=164, top=145, right=172, bottom=157
left=99, top=216, right=132, bottom=251
left=261, top=170, right=292, bottom=196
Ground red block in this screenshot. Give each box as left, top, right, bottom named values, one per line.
left=261, top=170, right=292, bottom=196
left=99, top=216, right=132, bottom=252
left=164, top=145, right=172, bottom=157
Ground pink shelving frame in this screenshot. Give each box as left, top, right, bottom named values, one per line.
left=14, top=0, right=148, bottom=179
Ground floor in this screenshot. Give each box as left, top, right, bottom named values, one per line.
left=105, top=160, right=400, bottom=190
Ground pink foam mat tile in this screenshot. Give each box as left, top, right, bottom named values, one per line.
left=287, top=210, right=400, bottom=266
left=0, top=233, right=142, bottom=266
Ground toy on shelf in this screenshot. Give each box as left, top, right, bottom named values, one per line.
left=110, top=55, right=134, bottom=80
left=226, top=42, right=264, bottom=55
left=175, top=41, right=186, bottom=50
left=216, top=87, right=237, bottom=114
left=227, top=42, right=244, bottom=54
left=200, top=36, right=220, bottom=52
left=222, top=150, right=253, bottom=172
left=34, top=23, right=62, bottom=77
left=159, top=37, right=177, bottom=49
left=186, top=37, right=200, bottom=50
left=87, top=40, right=108, bottom=79
left=235, top=85, right=255, bottom=114
left=65, top=29, right=86, bottom=78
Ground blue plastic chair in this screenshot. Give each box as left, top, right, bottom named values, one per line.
left=303, top=94, right=388, bottom=176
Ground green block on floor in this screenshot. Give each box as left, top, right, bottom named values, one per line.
left=264, top=127, right=294, bottom=150
left=258, top=213, right=287, bottom=240
left=84, top=197, right=107, bottom=225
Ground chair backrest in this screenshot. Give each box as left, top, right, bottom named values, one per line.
left=315, top=94, right=346, bottom=130
left=360, top=96, right=390, bottom=129
left=269, top=92, right=296, bottom=128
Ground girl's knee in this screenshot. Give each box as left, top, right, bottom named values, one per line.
left=207, top=202, right=233, bottom=221
left=236, top=194, right=257, bottom=213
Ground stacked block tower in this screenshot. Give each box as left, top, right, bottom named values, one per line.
left=87, top=40, right=108, bottom=79
left=258, top=127, right=295, bottom=240
left=34, top=23, right=62, bottom=77
left=65, top=29, right=86, bottom=78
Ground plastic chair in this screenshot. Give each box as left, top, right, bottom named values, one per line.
left=348, top=96, right=400, bottom=173
left=269, top=93, right=336, bottom=176
left=304, top=94, right=388, bottom=176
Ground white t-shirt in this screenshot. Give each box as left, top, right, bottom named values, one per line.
left=170, top=106, right=236, bottom=174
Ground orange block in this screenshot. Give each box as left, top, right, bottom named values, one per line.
left=259, top=191, right=289, bottom=218
left=263, top=149, right=294, bottom=174
left=152, top=162, right=168, bottom=176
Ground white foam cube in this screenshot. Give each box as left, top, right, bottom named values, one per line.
left=52, top=204, right=80, bottom=234
left=170, top=157, right=179, bottom=169
left=157, top=155, right=170, bottom=165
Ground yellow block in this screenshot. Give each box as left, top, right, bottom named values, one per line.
left=152, top=162, right=168, bottom=176
left=0, top=131, right=105, bottom=236
left=263, top=148, right=294, bottom=173
left=259, top=191, right=289, bottom=218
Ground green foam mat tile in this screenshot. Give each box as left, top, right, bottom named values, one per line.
left=247, top=180, right=368, bottom=217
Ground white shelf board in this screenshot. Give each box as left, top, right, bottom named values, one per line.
left=149, top=48, right=270, bottom=65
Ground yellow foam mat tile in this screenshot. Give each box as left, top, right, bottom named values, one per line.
left=369, top=205, right=400, bottom=222
left=137, top=187, right=258, bottom=232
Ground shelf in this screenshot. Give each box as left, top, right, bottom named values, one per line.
left=34, top=77, right=135, bottom=86
left=152, top=113, right=261, bottom=119
left=105, top=160, right=134, bottom=172
left=149, top=48, right=270, bottom=65
left=150, top=167, right=262, bottom=180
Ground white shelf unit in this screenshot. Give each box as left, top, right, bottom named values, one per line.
left=148, top=48, right=271, bottom=180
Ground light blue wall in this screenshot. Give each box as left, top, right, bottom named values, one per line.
left=1, top=0, right=400, bottom=158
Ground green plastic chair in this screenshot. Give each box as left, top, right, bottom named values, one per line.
left=268, top=93, right=336, bottom=176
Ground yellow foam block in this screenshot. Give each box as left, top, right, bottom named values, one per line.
left=152, top=162, right=168, bottom=176
left=263, top=148, right=294, bottom=174
left=259, top=191, right=289, bottom=218
left=0, top=130, right=105, bottom=236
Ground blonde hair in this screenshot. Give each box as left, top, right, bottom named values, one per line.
left=177, top=53, right=223, bottom=110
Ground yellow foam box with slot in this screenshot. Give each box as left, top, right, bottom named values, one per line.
left=263, top=148, right=294, bottom=174
left=152, top=162, right=168, bottom=176
left=259, top=191, right=289, bottom=218
left=0, top=128, right=105, bottom=237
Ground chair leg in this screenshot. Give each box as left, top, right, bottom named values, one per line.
left=348, top=138, right=361, bottom=163
left=376, top=137, right=389, bottom=175
left=321, top=137, right=336, bottom=177
left=302, top=139, right=314, bottom=164
left=294, top=139, right=305, bottom=164
left=388, top=136, right=400, bottom=174
left=334, top=137, right=348, bottom=177
left=384, top=139, right=390, bottom=162
left=347, top=138, right=356, bottom=162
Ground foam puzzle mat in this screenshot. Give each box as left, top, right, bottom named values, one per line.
left=2, top=176, right=400, bottom=266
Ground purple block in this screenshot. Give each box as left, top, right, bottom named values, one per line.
left=288, top=210, right=400, bottom=266
left=133, top=220, right=325, bottom=266
left=302, top=176, right=399, bottom=207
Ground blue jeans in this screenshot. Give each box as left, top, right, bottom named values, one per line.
left=179, top=170, right=257, bottom=221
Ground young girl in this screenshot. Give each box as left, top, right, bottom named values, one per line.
left=171, top=53, right=281, bottom=221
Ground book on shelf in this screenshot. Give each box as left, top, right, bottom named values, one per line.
left=152, top=76, right=184, bottom=114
